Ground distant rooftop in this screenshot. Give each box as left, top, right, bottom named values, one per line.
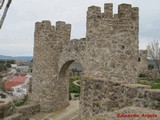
left=4, top=76, right=27, bottom=90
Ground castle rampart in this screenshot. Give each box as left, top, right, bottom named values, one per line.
left=31, top=3, right=142, bottom=113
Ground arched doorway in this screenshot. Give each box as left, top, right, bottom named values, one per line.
left=59, top=60, right=84, bottom=106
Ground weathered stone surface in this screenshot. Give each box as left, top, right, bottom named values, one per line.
left=3, top=104, right=39, bottom=120
left=30, top=3, right=140, bottom=112
left=138, top=50, right=148, bottom=75
left=3, top=103, right=40, bottom=120
left=4, top=113, right=22, bottom=120
left=28, top=2, right=160, bottom=120
left=15, top=104, right=40, bottom=120
left=80, top=77, right=160, bottom=119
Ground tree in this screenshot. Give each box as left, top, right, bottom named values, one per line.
left=0, top=64, right=7, bottom=72
left=6, top=63, right=11, bottom=68
left=7, top=60, right=15, bottom=64
left=0, top=60, right=5, bottom=64
left=147, top=40, right=160, bottom=74
left=148, top=64, right=154, bottom=70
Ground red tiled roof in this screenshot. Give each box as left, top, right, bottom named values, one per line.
left=4, top=76, right=27, bottom=90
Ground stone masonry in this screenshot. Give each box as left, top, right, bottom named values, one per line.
left=80, top=77, right=160, bottom=119
left=138, top=50, right=148, bottom=75
left=30, top=2, right=146, bottom=115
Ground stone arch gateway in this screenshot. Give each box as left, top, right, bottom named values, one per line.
left=31, top=3, right=139, bottom=113
left=58, top=60, right=84, bottom=103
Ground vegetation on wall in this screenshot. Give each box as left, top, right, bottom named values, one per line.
left=138, top=79, right=160, bottom=89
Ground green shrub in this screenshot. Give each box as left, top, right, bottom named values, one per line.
left=137, top=80, right=150, bottom=85
left=150, top=79, right=160, bottom=89
left=15, top=95, right=28, bottom=107
left=69, top=77, right=80, bottom=94
left=151, top=83, right=160, bottom=89
left=0, top=102, right=15, bottom=118
left=0, top=64, right=7, bottom=72
left=138, top=79, right=160, bottom=89
left=6, top=63, right=11, bottom=68
left=153, top=79, right=160, bottom=83
left=148, top=64, right=154, bottom=70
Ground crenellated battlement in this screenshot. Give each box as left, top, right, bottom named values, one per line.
left=104, top=3, right=113, bottom=18
left=34, top=20, right=71, bottom=50
left=86, top=3, right=139, bottom=50
left=56, top=21, right=71, bottom=32
left=87, top=3, right=138, bottom=20
left=32, top=3, right=140, bottom=113
left=35, top=20, right=52, bottom=34
left=87, top=6, right=101, bottom=19
left=131, top=7, right=139, bottom=20
left=35, top=20, right=71, bottom=36
left=118, top=4, right=132, bottom=19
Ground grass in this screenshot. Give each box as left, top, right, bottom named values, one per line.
left=138, top=79, right=160, bottom=89
left=15, top=95, right=28, bottom=107
left=0, top=102, right=15, bottom=117
left=69, top=77, right=80, bottom=94
left=0, top=78, right=4, bottom=90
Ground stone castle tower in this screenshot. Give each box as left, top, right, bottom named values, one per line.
left=138, top=50, right=148, bottom=74
left=31, top=3, right=139, bottom=112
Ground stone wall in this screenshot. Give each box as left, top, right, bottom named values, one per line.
left=31, top=3, right=140, bottom=112
left=4, top=113, right=22, bottom=120
left=31, top=21, right=71, bottom=111
left=148, top=70, right=160, bottom=79
left=138, top=50, right=148, bottom=75
left=85, top=3, right=139, bottom=81
left=16, top=104, right=40, bottom=120
left=3, top=104, right=40, bottom=120
left=80, top=77, right=160, bottom=119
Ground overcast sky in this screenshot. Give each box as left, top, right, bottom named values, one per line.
left=0, top=0, right=160, bottom=56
